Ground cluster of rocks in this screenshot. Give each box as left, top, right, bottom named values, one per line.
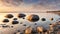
left=13, top=22, right=60, bottom=34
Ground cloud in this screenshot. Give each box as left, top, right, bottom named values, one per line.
left=0, top=0, right=23, bottom=6
left=32, top=0, right=60, bottom=11
left=0, top=0, right=60, bottom=12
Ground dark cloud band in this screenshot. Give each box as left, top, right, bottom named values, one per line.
left=1, top=0, right=23, bottom=6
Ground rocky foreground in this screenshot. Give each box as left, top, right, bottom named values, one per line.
left=13, top=21, right=60, bottom=34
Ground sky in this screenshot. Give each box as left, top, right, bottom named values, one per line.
left=0, top=0, right=60, bottom=12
